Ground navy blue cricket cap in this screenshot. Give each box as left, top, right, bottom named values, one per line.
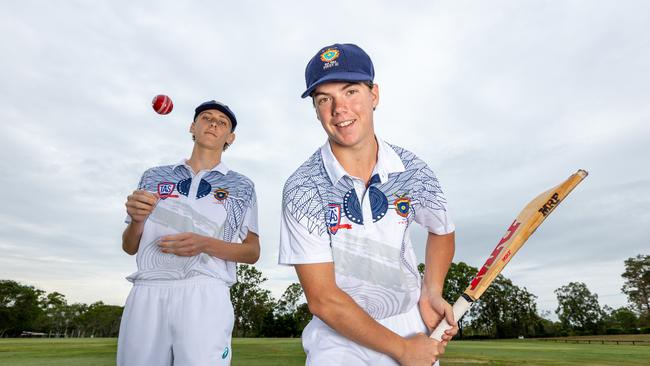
left=301, top=43, right=375, bottom=98
left=193, top=100, right=238, bottom=131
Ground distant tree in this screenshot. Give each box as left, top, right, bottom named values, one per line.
left=44, top=292, right=66, bottom=308
left=555, top=282, right=604, bottom=334
left=293, top=303, right=312, bottom=335
left=536, top=310, right=562, bottom=337
left=602, top=305, right=639, bottom=333
left=440, top=262, right=476, bottom=303
left=79, top=302, right=122, bottom=337
left=42, top=291, right=70, bottom=337
left=615, top=306, right=639, bottom=331
left=0, top=280, right=124, bottom=338
left=266, top=283, right=312, bottom=337
left=67, top=303, right=89, bottom=337
left=0, top=280, right=45, bottom=337
left=469, top=275, right=540, bottom=338
left=420, top=262, right=541, bottom=339
left=276, top=283, right=305, bottom=316
left=230, top=265, right=275, bottom=337
left=259, top=283, right=298, bottom=338
left=621, top=254, right=649, bottom=322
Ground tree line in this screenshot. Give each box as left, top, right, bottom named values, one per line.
left=1, top=254, right=648, bottom=338
left=0, top=281, right=122, bottom=338
left=429, top=253, right=650, bottom=338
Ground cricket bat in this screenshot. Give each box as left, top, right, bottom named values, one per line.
left=430, top=169, right=588, bottom=341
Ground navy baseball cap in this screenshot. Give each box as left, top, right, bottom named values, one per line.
left=194, top=100, right=238, bottom=131
left=301, top=43, right=375, bottom=98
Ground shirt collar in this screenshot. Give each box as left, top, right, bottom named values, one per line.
left=320, top=136, right=405, bottom=185
left=374, top=136, right=406, bottom=182
left=173, top=159, right=229, bottom=176
left=320, top=141, right=347, bottom=185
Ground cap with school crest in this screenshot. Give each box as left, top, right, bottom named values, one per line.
left=301, top=43, right=375, bottom=98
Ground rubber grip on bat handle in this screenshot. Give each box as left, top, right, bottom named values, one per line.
left=429, top=296, right=472, bottom=341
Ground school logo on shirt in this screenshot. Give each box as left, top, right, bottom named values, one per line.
left=157, top=182, right=178, bottom=199
left=393, top=195, right=411, bottom=218
left=327, top=203, right=351, bottom=235
left=213, top=188, right=229, bottom=203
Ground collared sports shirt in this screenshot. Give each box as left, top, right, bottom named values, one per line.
left=126, top=161, right=258, bottom=285
left=279, top=138, right=454, bottom=319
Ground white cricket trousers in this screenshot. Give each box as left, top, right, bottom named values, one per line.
left=302, top=304, right=441, bottom=366
left=117, top=276, right=234, bottom=366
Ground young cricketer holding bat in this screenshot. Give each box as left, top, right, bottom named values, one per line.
left=117, top=101, right=260, bottom=366
left=279, top=43, right=458, bottom=365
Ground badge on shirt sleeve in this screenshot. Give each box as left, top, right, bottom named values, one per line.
left=157, top=182, right=178, bottom=199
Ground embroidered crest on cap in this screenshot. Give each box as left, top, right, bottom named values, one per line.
left=320, top=48, right=340, bottom=70
left=157, top=182, right=178, bottom=199
left=320, top=48, right=340, bottom=62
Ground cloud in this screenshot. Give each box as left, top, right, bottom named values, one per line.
left=1, top=1, right=648, bottom=314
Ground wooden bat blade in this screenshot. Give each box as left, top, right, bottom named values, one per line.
left=430, top=169, right=588, bottom=341
left=465, top=169, right=588, bottom=301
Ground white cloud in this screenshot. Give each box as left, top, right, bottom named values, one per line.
left=1, top=0, right=648, bottom=313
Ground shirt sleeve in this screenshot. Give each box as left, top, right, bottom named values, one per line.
left=413, top=166, right=455, bottom=235
left=239, top=189, right=259, bottom=239
left=278, top=206, right=333, bottom=265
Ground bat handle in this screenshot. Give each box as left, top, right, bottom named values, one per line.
left=429, top=295, right=473, bottom=341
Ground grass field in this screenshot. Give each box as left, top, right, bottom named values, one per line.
left=0, top=337, right=648, bottom=365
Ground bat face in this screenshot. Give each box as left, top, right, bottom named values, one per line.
left=430, top=169, right=588, bottom=341
left=469, top=220, right=520, bottom=292
left=538, top=192, right=560, bottom=216
left=465, top=170, right=588, bottom=301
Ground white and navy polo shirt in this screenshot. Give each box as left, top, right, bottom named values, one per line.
left=279, top=137, right=454, bottom=320
left=126, top=161, right=258, bottom=286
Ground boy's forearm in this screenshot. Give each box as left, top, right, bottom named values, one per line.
left=202, top=232, right=260, bottom=264
left=423, top=232, right=455, bottom=292
left=122, top=221, right=145, bottom=255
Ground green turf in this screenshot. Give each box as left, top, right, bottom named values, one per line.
left=231, top=338, right=305, bottom=365
left=0, top=338, right=648, bottom=365
left=0, top=338, right=117, bottom=366
left=441, top=339, right=650, bottom=366
left=0, top=338, right=305, bottom=366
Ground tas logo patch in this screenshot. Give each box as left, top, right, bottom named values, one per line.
left=157, top=182, right=178, bottom=199
left=327, top=203, right=351, bottom=234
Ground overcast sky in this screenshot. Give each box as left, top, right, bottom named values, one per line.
left=1, top=1, right=648, bottom=319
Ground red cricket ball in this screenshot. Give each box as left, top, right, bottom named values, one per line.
left=152, top=94, right=173, bottom=115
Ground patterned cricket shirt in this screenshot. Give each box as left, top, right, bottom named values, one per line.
left=126, top=161, right=258, bottom=285
left=279, top=137, right=454, bottom=319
